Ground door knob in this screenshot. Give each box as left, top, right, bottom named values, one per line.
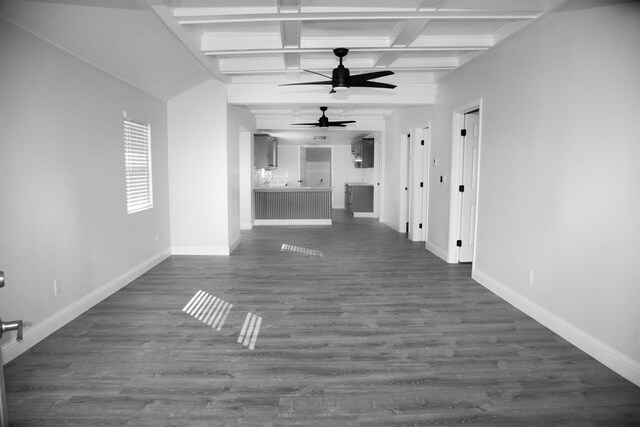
left=0, top=319, right=29, bottom=343
left=1, top=271, right=30, bottom=343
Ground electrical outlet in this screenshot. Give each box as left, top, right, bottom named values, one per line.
left=528, top=269, right=534, bottom=286
left=54, top=279, right=61, bottom=295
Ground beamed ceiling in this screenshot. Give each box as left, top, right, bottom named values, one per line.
left=1, top=0, right=568, bottom=144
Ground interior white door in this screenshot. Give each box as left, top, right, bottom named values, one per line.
left=408, top=128, right=426, bottom=242
left=405, top=133, right=412, bottom=235
left=1, top=348, right=6, bottom=427
left=398, top=133, right=410, bottom=233
left=421, top=127, right=431, bottom=243
left=458, top=111, right=480, bottom=262
left=1, top=271, right=28, bottom=427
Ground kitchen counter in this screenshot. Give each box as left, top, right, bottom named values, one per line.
left=254, top=187, right=332, bottom=225
left=254, top=186, right=332, bottom=192
left=345, top=183, right=375, bottom=218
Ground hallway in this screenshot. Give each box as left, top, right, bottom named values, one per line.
left=4, top=211, right=640, bottom=425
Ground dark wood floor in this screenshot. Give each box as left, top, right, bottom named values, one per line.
left=4, top=211, right=640, bottom=426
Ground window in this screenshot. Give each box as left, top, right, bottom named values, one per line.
left=124, top=114, right=153, bottom=213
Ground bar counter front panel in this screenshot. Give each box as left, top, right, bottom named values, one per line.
left=254, top=187, right=332, bottom=225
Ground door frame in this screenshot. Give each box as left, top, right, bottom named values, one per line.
left=299, top=145, right=333, bottom=188
left=447, top=99, right=483, bottom=264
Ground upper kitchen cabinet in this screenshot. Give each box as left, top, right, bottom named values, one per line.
left=254, top=134, right=278, bottom=169
left=351, top=138, right=374, bottom=168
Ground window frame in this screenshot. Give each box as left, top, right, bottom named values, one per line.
left=124, top=114, right=153, bottom=214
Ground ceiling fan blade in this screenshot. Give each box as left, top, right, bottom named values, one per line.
left=302, top=69, right=333, bottom=80
left=351, top=80, right=397, bottom=89
left=327, top=121, right=356, bottom=126
left=291, top=122, right=321, bottom=126
left=280, top=80, right=333, bottom=87
left=350, top=70, right=394, bottom=84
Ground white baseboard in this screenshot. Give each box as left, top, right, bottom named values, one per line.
left=353, top=212, right=377, bottom=218
left=1, top=249, right=171, bottom=365
left=472, top=267, right=640, bottom=387
left=383, top=220, right=401, bottom=233
left=171, top=246, right=232, bottom=255
left=254, top=219, right=331, bottom=226
left=228, top=235, right=241, bottom=254
left=426, top=241, right=448, bottom=262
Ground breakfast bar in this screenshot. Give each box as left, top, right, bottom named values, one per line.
left=254, top=187, right=332, bottom=225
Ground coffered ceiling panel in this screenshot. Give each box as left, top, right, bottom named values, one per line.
left=162, top=0, right=566, bottom=131
left=168, top=0, right=565, bottom=79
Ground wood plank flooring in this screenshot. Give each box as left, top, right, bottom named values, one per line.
left=4, top=210, right=640, bottom=425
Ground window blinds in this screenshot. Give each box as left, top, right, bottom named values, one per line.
left=124, top=116, right=153, bottom=213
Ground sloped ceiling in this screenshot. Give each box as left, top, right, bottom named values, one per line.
left=0, top=0, right=211, bottom=101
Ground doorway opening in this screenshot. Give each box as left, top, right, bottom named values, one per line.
left=448, top=100, right=482, bottom=264
left=299, top=147, right=332, bottom=188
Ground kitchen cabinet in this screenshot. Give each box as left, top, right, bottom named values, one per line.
left=351, top=138, right=374, bottom=168
left=345, top=184, right=374, bottom=215
left=254, top=134, right=278, bottom=169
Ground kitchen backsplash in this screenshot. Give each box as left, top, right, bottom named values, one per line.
left=346, top=166, right=374, bottom=184
left=254, top=168, right=289, bottom=187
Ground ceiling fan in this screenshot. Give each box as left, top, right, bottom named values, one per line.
left=280, top=48, right=396, bottom=94
left=291, top=107, right=355, bottom=128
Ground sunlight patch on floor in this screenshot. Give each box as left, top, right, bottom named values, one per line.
left=182, top=290, right=233, bottom=331
left=238, top=312, right=262, bottom=350
left=281, top=243, right=324, bottom=258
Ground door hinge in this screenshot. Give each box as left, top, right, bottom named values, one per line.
left=407, top=133, right=411, bottom=138
left=421, top=139, right=425, bottom=146
left=406, top=222, right=409, bottom=234
left=456, top=240, right=462, bottom=247
left=419, top=223, right=423, bottom=229
left=405, top=186, right=408, bottom=191
left=461, top=129, right=467, bottom=137
left=459, top=185, right=465, bottom=192
left=420, top=182, right=424, bottom=188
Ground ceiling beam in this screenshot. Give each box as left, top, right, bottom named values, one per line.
left=373, top=19, right=431, bottom=68
left=277, top=0, right=301, bottom=70
left=221, top=67, right=453, bottom=75
left=176, top=11, right=540, bottom=25
left=276, top=0, right=300, bottom=14
left=205, top=45, right=490, bottom=57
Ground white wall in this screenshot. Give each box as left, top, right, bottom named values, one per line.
left=382, top=106, right=433, bottom=231
left=275, top=145, right=300, bottom=186
left=429, top=2, right=640, bottom=385
left=168, top=80, right=230, bottom=255
left=331, top=145, right=353, bottom=209
left=238, top=127, right=253, bottom=230
left=227, top=106, right=256, bottom=241
left=0, top=18, right=171, bottom=361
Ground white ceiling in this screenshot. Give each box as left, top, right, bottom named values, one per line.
left=1, top=0, right=568, bottom=143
